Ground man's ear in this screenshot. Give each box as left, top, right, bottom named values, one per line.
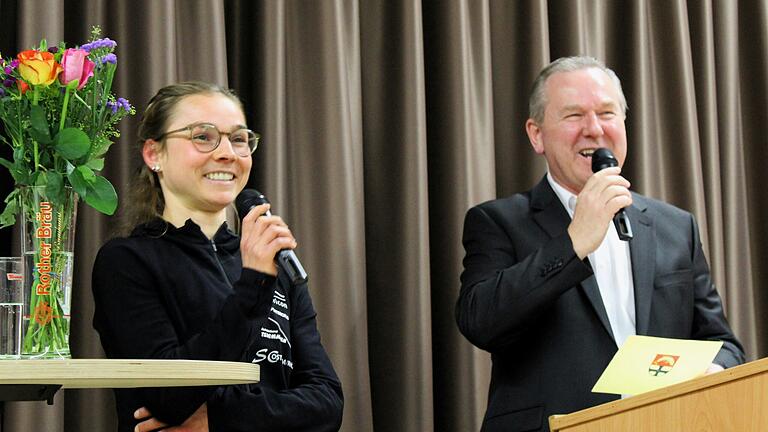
left=142, top=139, right=161, bottom=169
left=525, top=119, right=545, bottom=155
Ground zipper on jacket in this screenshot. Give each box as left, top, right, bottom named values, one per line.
left=210, top=239, right=234, bottom=288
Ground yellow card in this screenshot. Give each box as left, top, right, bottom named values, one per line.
left=592, top=335, right=723, bottom=396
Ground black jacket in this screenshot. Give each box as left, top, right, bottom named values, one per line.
left=456, top=177, right=744, bottom=432
left=92, top=218, right=343, bottom=431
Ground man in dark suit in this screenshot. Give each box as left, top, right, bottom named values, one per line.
left=455, top=56, right=745, bottom=432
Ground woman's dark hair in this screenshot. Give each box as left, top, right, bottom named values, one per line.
left=119, top=81, right=244, bottom=235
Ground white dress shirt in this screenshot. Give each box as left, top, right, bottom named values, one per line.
left=547, top=173, right=637, bottom=348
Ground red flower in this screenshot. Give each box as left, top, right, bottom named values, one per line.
left=17, top=79, right=29, bottom=94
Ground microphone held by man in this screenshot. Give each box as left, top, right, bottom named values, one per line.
left=591, top=147, right=633, bottom=241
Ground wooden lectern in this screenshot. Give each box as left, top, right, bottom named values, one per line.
left=549, top=357, right=768, bottom=431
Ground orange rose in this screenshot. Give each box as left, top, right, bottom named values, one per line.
left=17, top=49, right=62, bottom=87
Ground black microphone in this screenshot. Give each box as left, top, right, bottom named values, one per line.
left=235, top=189, right=308, bottom=284
left=591, top=148, right=633, bottom=241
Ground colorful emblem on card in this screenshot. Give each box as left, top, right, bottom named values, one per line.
left=648, top=354, right=679, bottom=376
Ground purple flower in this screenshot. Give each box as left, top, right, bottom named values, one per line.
left=10, top=60, right=18, bottom=68
left=81, top=38, right=117, bottom=52
left=48, top=46, right=59, bottom=54
left=106, top=97, right=132, bottom=114
left=99, top=53, right=117, bottom=65
left=0, top=87, right=5, bottom=97
left=107, top=97, right=132, bottom=114
left=118, top=97, right=132, bottom=111
left=2, top=78, right=14, bottom=87
left=3, top=66, right=12, bottom=75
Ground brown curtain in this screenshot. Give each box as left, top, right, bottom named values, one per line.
left=0, top=0, right=765, bottom=431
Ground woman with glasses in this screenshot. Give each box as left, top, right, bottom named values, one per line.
left=91, top=82, right=343, bottom=432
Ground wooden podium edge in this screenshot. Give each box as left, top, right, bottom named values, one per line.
left=549, top=357, right=768, bottom=430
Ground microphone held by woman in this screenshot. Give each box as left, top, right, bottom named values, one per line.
left=236, top=189, right=308, bottom=285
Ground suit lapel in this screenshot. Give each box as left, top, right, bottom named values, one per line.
left=530, top=177, right=571, bottom=238
left=627, top=196, right=654, bottom=335
left=580, top=270, right=614, bottom=342
left=531, top=177, right=614, bottom=340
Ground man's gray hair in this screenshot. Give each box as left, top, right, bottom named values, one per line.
left=528, top=56, right=628, bottom=124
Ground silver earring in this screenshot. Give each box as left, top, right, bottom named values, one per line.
left=152, top=165, right=161, bottom=172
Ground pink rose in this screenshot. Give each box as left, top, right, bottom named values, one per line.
left=59, top=48, right=95, bottom=90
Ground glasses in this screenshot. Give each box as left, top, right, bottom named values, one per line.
left=156, top=122, right=260, bottom=157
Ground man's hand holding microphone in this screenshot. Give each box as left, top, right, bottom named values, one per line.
left=568, top=148, right=633, bottom=259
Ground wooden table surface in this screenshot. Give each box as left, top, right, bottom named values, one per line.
left=0, top=359, right=259, bottom=388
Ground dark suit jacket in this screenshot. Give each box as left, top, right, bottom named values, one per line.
left=456, top=176, right=744, bottom=432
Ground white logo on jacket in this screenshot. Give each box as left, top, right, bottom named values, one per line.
left=252, top=348, right=294, bottom=369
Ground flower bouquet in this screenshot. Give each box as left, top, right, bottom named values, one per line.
left=0, top=27, right=134, bottom=358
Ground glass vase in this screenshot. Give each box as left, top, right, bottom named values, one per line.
left=19, top=185, right=77, bottom=359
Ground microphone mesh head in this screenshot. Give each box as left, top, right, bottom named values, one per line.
left=235, top=189, right=269, bottom=217
left=591, top=148, right=618, bottom=172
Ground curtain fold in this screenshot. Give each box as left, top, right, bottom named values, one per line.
left=739, top=0, right=768, bottom=357
left=280, top=2, right=373, bottom=429
left=1, top=1, right=765, bottom=431
left=707, top=0, right=757, bottom=357
left=423, top=1, right=495, bottom=430
left=359, top=0, right=434, bottom=430
left=489, top=0, right=550, bottom=197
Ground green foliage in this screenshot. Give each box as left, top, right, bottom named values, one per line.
left=29, top=105, right=52, bottom=144
left=54, top=128, right=90, bottom=159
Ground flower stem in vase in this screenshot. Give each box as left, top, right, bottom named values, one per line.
left=21, top=186, right=75, bottom=359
